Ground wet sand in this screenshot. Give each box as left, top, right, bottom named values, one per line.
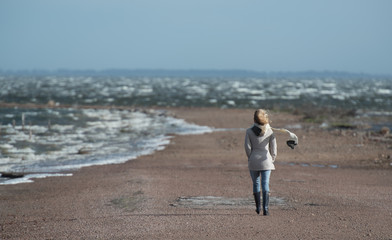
left=1, top=107, right=391, bottom=239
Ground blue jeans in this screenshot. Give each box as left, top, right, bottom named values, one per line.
left=249, top=170, right=271, bottom=193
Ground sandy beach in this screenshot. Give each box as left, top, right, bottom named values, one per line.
left=1, top=107, right=391, bottom=239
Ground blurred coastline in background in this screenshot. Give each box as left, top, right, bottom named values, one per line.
left=1, top=69, right=391, bottom=183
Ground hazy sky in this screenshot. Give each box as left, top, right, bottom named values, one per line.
left=1, top=0, right=391, bottom=74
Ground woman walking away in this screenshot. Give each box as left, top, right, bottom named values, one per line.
left=245, top=109, right=277, bottom=215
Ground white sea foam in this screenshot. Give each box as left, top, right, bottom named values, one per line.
left=227, top=100, right=236, bottom=106
left=320, top=89, right=336, bottom=95
left=0, top=173, right=73, bottom=185
left=377, top=89, right=392, bottom=95
left=0, top=108, right=215, bottom=184
left=332, top=95, right=345, bottom=100
left=322, top=82, right=336, bottom=88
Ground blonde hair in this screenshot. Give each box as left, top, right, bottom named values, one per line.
left=254, top=109, right=270, bottom=125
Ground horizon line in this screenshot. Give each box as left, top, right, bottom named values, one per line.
left=0, top=68, right=391, bottom=78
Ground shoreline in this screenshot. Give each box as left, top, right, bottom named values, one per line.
left=0, top=104, right=391, bottom=179
left=0, top=103, right=216, bottom=184
left=0, top=107, right=391, bottom=239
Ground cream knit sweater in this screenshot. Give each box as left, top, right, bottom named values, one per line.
left=244, top=124, right=277, bottom=171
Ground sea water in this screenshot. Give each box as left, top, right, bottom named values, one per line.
left=1, top=74, right=391, bottom=111
left=0, top=74, right=391, bottom=184
left=0, top=107, right=213, bottom=184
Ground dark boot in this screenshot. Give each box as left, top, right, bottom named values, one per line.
left=262, top=191, right=270, bottom=216
left=253, top=192, right=261, bottom=214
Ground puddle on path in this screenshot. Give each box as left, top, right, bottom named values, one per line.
left=171, top=196, right=287, bottom=209
left=279, top=162, right=339, bottom=169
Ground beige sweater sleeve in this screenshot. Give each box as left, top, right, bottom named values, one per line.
left=244, top=131, right=252, bottom=159
left=269, top=133, right=277, bottom=162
